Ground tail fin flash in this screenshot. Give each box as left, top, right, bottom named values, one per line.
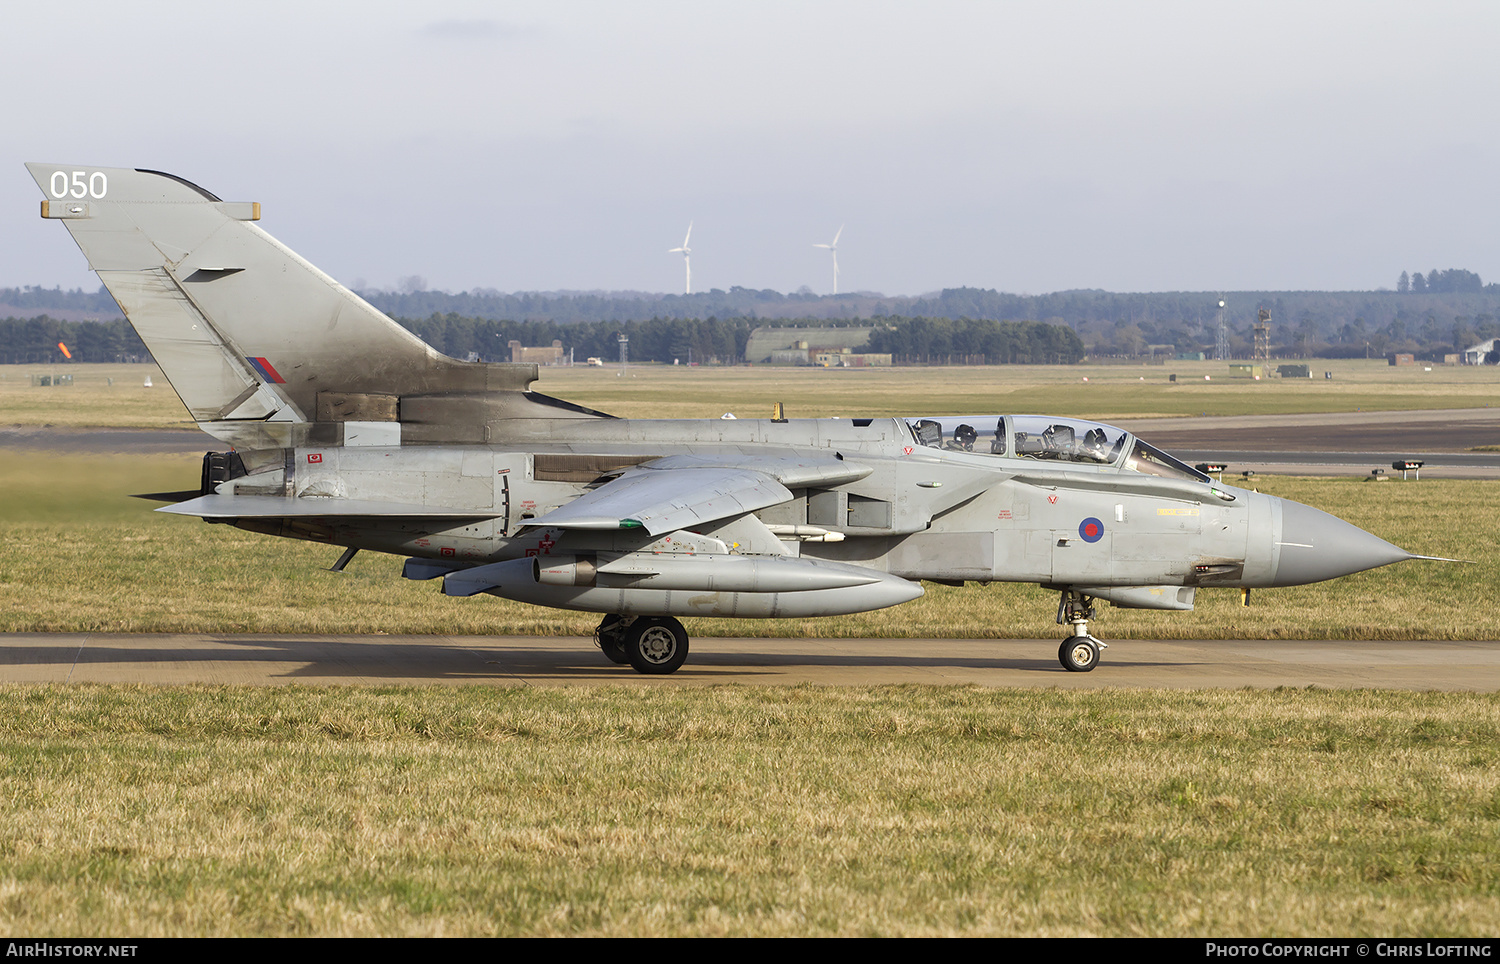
left=28, top=163, right=553, bottom=444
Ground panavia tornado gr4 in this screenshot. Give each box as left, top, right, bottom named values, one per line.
left=29, top=163, right=1443, bottom=674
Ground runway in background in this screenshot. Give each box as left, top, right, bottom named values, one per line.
left=5, top=407, right=1498, bottom=476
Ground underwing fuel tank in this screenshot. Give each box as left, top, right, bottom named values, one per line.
left=433, top=556, right=925, bottom=618
left=536, top=554, right=888, bottom=592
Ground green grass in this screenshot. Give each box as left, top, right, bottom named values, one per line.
left=1, top=684, right=1496, bottom=936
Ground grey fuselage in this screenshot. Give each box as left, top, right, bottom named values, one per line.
left=210, top=411, right=1373, bottom=603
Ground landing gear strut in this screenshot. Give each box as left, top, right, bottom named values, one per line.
left=1056, top=589, right=1107, bottom=672
left=595, top=614, right=690, bottom=675
left=595, top=615, right=632, bottom=664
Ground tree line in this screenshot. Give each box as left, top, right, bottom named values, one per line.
left=1396, top=269, right=1486, bottom=294
left=0, top=313, right=1084, bottom=366
left=401, top=314, right=1083, bottom=365
left=0, top=316, right=149, bottom=363
left=862, top=317, right=1084, bottom=364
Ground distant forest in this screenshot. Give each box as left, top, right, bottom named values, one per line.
left=5, top=267, right=1500, bottom=362
left=0, top=314, right=1084, bottom=366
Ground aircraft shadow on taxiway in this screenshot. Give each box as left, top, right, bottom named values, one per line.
left=0, top=634, right=1186, bottom=681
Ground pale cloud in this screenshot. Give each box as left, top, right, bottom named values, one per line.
left=418, top=19, right=540, bottom=41
left=5, top=1, right=1500, bottom=295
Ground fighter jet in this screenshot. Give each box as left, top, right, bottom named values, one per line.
left=28, top=164, right=1441, bottom=674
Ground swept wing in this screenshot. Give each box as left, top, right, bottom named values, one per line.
left=524, top=454, right=867, bottom=535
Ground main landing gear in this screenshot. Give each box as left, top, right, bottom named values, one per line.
left=1056, top=588, right=1108, bottom=673
left=595, top=614, right=690, bottom=675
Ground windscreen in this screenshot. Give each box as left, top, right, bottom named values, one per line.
left=903, top=413, right=1208, bottom=483
left=1123, top=438, right=1210, bottom=482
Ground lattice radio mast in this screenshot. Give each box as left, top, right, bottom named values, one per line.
left=1253, top=308, right=1271, bottom=365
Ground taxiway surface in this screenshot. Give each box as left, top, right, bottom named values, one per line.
left=3, top=633, right=1496, bottom=690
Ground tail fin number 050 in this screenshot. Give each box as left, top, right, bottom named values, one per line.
left=49, top=171, right=107, bottom=200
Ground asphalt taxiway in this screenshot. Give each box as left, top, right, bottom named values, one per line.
left=1112, top=407, right=1500, bottom=478
left=2, top=633, right=1496, bottom=690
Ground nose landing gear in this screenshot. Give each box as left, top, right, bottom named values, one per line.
left=1056, top=589, right=1107, bottom=673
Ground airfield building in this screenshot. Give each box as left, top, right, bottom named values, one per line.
left=746, top=326, right=889, bottom=366
left=1462, top=338, right=1500, bottom=365
left=508, top=339, right=570, bottom=366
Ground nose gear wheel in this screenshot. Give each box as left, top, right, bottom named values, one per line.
left=1055, top=588, right=1107, bottom=672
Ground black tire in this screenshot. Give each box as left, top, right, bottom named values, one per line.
left=1059, top=635, right=1099, bottom=673
left=595, top=615, right=631, bottom=665
left=625, top=617, right=689, bottom=675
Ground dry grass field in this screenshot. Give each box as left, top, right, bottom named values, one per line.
left=1, top=359, right=1498, bottom=936
left=535, top=356, right=1500, bottom=421
left=1, top=684, right=1497, bottom=937
left=2, top=356, right=1498, bottom=428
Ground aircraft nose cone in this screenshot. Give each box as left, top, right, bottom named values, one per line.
left=1272, top=498, right=1412, bottom=586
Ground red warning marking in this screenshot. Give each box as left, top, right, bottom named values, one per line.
left=440, top=547, right=455, bottom=557
left=903, top=446, right=914, bottom=455
left=307, top=453, right=322, bottom=463
left=1047, top=494, right=1058, bottom=504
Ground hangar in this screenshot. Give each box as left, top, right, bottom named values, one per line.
left=1462, top=337, right=1500, bottom=365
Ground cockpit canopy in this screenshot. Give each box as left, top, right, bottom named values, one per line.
left=905, top=414, right=1209, bottom=483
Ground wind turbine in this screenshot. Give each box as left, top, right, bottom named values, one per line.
left=813, top=224, right=843, bottom=294
left=668, top=222, right=693, bottom=294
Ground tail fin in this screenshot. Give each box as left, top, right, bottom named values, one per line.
left=28, top=163, right=551, bottom=445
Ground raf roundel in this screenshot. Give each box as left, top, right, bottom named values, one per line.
left=1078, top=517, right=1104, bottom=543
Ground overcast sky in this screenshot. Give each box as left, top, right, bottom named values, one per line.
left=4, top=1, right=1498, bottom=296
